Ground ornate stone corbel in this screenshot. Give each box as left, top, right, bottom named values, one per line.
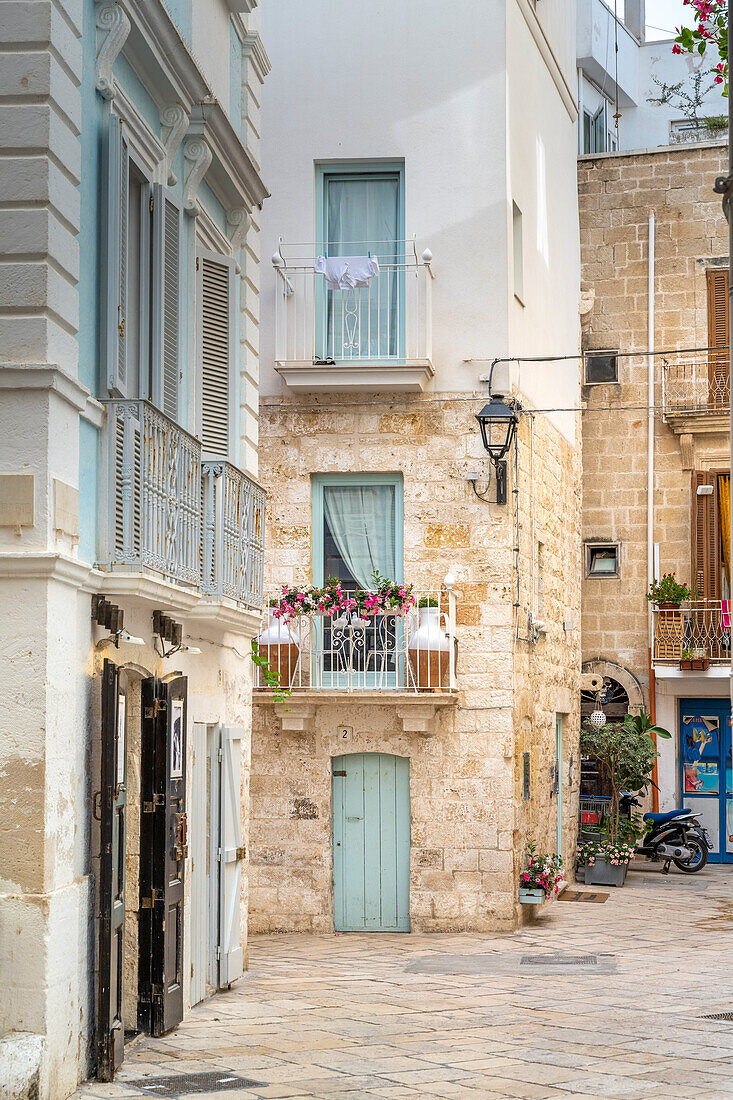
left=226, top=207, right=250, bottom=253
left=679, top=432, right=695, bottom=471
left=183, top=135, right=212, bottom=214
left=160, top=104, right=190, bottom=186
left=95, top=2, right=131, bottom=100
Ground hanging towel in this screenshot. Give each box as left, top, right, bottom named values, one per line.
left=722, top=599, right=731, bottom=631
left=315, top=255, right=380, bottom=290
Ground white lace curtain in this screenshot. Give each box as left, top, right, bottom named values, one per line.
left=323, top=484, right=396, bottom=590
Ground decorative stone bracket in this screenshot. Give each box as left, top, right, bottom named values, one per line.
left=274, top=700, right=316, bottom=734
left=183, top=135, right=213, bottom=214
left=227, top=207, right=251, bottom=253
left=161, top=103, right=190, bottom=186
left=95, top=1, right=131, bottom=100
left=396, top=705, right=441, bottom=735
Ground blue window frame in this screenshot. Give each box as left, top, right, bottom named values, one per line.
left=315, top=162, right=405, bottom=362
left=312, top=473, right=404, bottom=688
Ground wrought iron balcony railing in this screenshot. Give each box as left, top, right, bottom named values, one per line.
left=254, top=586, right=457, bottom=693
left=101, top=399, right=264, bottom=608
left=660, top=349, right=729, bottom=418
left=272, top=239, right=434, bottom=368
left=652, top=600, right=731, bottom=665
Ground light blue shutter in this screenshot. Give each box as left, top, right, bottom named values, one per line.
left=218, top=725, right=244, bottom=987
left=200, top=255, right=234, bottom=457
left=105, top=117, right=129, bottom=396
left=152, top=185, right=182, bottom=420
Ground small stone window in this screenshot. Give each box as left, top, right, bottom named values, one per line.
left=586, top=544, right=619, bottom=577
left=585, top=351, right=619, bottom=384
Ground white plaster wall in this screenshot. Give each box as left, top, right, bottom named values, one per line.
left=620, top=42, right=726, bottom=151
left=259, top=0, right=580, bottom=443
left=191, top=0, right=234, bottom=113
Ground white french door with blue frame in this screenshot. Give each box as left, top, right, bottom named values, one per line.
left=316, top=163, right=405, bottom=362
left=312, top=473, right=404, bottom=689
left=680, top=698, right=733, bottom=862
left=332, top=753, right=410, bottom=932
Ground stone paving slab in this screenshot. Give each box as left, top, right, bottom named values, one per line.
left=73, top=866, right=733, bottom=1098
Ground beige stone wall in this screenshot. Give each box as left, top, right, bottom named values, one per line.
left=579, top=143, right=730, bottom=701
left=250, top=394, right=581, bottom=933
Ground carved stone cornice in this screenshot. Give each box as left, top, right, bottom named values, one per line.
left=226, top=207, right=250, bottom=253
left=183, top=135, right=213, bottom=214
left=95, top=2, right=131, bottom=100
left=241, top=31, right=272, bottom=84
left=160, top=103, right=190, bottom=186
left=188, top=102, right=269, bottom=215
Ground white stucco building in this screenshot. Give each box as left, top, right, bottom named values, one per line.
left=577, top=0, right=726, bottom=153
left=0, top=1, right=268, bottom=1096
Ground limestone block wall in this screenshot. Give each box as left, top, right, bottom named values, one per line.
left=579, top=143, right=730, bottom=699
left=250, top=393, right=581, bottom=933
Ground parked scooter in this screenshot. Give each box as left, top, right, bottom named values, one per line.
left=619, top=792, right=711, bottom=874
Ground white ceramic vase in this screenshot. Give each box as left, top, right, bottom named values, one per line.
left=408, top=606, right=450, bottom=691
left=257, top=612, right=299, bottom=688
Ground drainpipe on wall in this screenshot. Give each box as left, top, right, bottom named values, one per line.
left=648, top=212, right=659, bottom=811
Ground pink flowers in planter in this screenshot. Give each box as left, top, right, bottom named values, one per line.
left=270, top=573, right=416, bottom=622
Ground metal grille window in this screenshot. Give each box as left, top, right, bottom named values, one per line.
left=585, top=351, right=618, bottom=384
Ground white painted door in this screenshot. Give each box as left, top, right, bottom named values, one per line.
left=218, top=725, right=245, bottom=986
left=190, top=722, right=208, bottom=1006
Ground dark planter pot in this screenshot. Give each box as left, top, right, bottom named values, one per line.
left=680, top=658, right=709, bottom=671
left=584, top=858, right=627, bottom=887
left=657, top=602, right=682, bottom=611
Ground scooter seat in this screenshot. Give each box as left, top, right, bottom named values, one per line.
left=643, top=809, right=688, bottom=825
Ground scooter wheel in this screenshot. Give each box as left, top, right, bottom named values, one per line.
left=673, top=837, right=708, bottom=874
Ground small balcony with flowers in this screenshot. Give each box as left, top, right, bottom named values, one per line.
left=270, top=238, right=435, bottom=392
left=650, top=573, right=731, bottom=679
left=253, top=575, right=458, bottom=734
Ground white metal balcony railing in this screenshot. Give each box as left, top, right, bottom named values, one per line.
left=660, top=349, right=730, bottom=418
left=255, top=586, right=456, bottom=693
left=102, top=399, right=265, bottom=608
left=652, top=601, right=731, bottom=664
left=272, top=239, right=433, bottom=367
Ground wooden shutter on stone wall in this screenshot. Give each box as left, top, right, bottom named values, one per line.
left=691, top=470, right=721, bottom=601
left=200, top=255, right=235, bottom=457
left=706, top=268, right=729, bottom=404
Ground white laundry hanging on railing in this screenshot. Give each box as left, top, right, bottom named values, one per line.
left=315, top=255, right=380, bottom=290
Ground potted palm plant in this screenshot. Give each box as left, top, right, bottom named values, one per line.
left=579, top=712, right=671, bottom=886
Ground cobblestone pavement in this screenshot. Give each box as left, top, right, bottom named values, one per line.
left=78, top=865, right=733, bottom=1099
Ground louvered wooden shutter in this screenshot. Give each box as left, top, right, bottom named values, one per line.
left=691, top=470, right=721, bottom=601
left=105, top=117, right=129, bottom=396
left=706, top=268, right=729, bottom=406
left=201, top=256, right=234, bottom=457
left=152, top=185, right=182, bottom=420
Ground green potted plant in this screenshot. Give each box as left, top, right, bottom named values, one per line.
left=579, top=712, right=671, bottom=886
left=519, top=840, right=563, bottom=904
left=680, top=647, right=709, bottom=671
left=646, top=573, right=691, bottom=609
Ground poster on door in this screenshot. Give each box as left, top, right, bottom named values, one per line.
left=170, top=699, right=183, bottom=779
left=682, top=714, right=720, bottom=793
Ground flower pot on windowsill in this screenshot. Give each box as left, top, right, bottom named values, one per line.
left=657, top=602, right=682, bottom=611
left=584, top=858, right=627, bottom=887
left=519, top=887, right=547, bottom=904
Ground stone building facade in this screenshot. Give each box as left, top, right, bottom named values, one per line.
left=579, top=141, right=732, bottom=851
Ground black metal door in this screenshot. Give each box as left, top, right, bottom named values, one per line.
left=139, top=676, right=187, bottom=1036
left=97, top=659, right=128, bottom=1080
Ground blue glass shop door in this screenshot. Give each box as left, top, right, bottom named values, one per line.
left=680, top=699, right=733, bottom=863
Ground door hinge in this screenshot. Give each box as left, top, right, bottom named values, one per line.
left=141, top=889, right=163, bottom=908
left=218, top=746, right=223, bottom=763
left=332, top=770, right=347, bottom=777
left=196, top=256, right=200, bottom=271
left=217, top=847, right=222, bottom=862
left=143, top=793, right=165, bottom=813
left=145, top=699, right=166, bottom=719
left=235, top=845, right=246, bottom=860
left=149, top=193, right=154, bottom=213
left=216, top=946, right=221, bottom=960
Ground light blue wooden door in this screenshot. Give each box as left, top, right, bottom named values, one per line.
left=333, top=753, right=410, bottom=932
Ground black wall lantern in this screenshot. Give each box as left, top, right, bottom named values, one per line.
left=475, top=394, right=518, bottom=505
